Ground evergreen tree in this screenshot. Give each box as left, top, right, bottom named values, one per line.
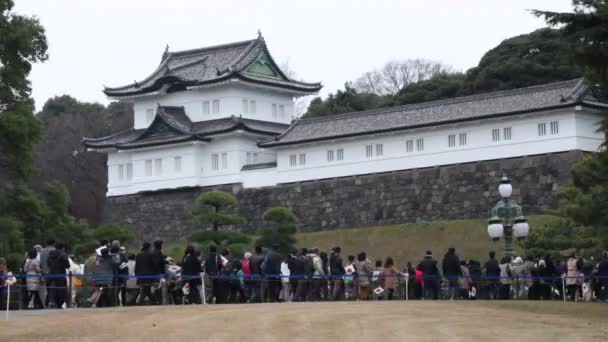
left=0, top=0, right=47, bottom=177
left=523, top=0, right=608, bottom=256
left=192, top=191, right=244, bottom=231
left=256, top=207, right=298, bottom=254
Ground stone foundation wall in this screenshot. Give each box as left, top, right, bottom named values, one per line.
left=104, top=151, right=584, bottom=242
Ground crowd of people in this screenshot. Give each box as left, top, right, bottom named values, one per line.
left=2, top=239, right=608, bottom=310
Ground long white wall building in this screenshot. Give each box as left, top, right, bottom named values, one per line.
left=84, top=36, right=608, bottom=197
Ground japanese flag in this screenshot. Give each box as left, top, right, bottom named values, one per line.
left=344, top=265, right=355, bottom=274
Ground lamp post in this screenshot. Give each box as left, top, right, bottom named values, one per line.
left=487, top=175, right=529, bottom=258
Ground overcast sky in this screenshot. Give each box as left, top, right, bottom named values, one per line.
left=14, top=0, right=573, bottom=110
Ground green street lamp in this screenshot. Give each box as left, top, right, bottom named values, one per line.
left=487, top=175, right=530, bottom=258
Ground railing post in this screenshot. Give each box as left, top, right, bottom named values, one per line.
left=67, top=272, right=73, bottom=308
left=201, top=273, right=207, bottom=305
left=5, top=285, right=10, bottom=320
left=161, top=280, right=167, bottom=305
left=562, top=274, right=566, bottom=302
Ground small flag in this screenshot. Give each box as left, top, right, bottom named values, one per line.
left=344, top=265, right=355, bottom=274
left=374, top=287, right=384, bottom=295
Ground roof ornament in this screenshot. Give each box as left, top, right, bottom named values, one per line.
left=134, top=81, right=139, bottom=88
left=257, top=29, right=262, bottom=38
left=162, top=44, right=170, bottom=61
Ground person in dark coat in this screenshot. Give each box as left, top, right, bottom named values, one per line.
left=292, top=248, right=310, bottom=302
left=91, top=247, right=114, bottom=307
left=262, top=245, right=283, bottom=302
left=47, top=242, right=70, bottom=308
left=467, top=259, right=481, bottom=299
left=442, top=247, right=461, bottom=300
left=204, top=245, right=222, bottom=303
left=418, top=250, right=440, bottom=300
left=597, top=252, right=608, bottom=301
left=181, top=245, right=202, bottom=304
left=216, top=249, right=233, bottom=303
left=285, top=249, right=299, bottom=300
left=248, top=245, right=264, bottom=302
left=110, top=242, right=128, bottom=306
left=135, top=242, right=156, bottom=305
left=330, top=247, right=345, bottom=300
left=483, top=251, right=501, bottom=299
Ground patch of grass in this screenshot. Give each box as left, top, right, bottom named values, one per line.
left=163, top=215, right=559, bottom=269
left=295, top=215, right=560, bottom=270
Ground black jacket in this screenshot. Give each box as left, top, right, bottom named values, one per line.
left=249, top=254, right=264, bottom=275
left=442, top=251, right=461, bottom=276
left=135, top=251, right=156, bottom=285
left=182, top=254, right=202, bottom=286
left=291, top=255, right=307, bottom=276
left=484, top=258, right=500, bottom=278
left=598, top=257, right=608, bottom=277
left=151, top=249, right=166, bottom=275
left=330, top=253, right=344, bottom=275
left=468, top=260, right=482, bottom=281
left=182, top=254, right=202, bottom=275
left=48, top=249, right=70, bottom=276
left=418, top=256, right=440, bottom=277
left=205, top=252, right=221, bottom=275
left=262, top=250, right=282, bottom=275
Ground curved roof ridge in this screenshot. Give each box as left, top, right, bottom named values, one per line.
left=82, top=127, right=137, bottom=142
left=298, top=78, right=585, bottom=125
left=167, top=38, right=256, bottom=59
left=105, top=59, right=171, bottom=91
left=226, top=38, right=262, bottom=73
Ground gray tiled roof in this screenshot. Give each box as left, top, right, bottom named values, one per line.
left=83, top=106, right=289, bottom=150
left=104, top=34, right=322, bottom=97
left=260, top=78, right=608, bottom=147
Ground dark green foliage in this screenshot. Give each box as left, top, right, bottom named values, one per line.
left=522, top=1, right=608, bottom=258
left=189, top=230, right=251, bottom=246
left=393, top=73, right=466, bottom=105
left=0, top=0, right=47, bottom=178
left=522, top=219, right=606, bottom=258
left=256, top=207, right=298, bottom=254
left=305, top=28, right=582, bottom=118
left=192, top=191, right=245, bottom=230
left=188, top=230, right=252, bottom=258
left=91, top=224, right=135, bottom=245
left=305, top=83, right=392, bottom=118
left=0, top=216, right=23, bottom=259
left=36, top=96, right=133, bottom=225
left=533, top=0, right=608, bottom=90
left=462, top=28, right=582, bottom=94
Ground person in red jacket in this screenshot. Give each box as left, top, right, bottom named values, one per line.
left=241, top=252, right=252, bottom=301
left=414, top=267, right=424, bottom=299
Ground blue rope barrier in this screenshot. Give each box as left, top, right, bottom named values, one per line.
left=4, top=273, right=608, bottom=280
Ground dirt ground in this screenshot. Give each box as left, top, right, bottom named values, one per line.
left=1, top=301, right=607, bottom=342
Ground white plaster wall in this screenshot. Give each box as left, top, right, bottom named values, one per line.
left=107, top=143, right=199, bottom=196
left=132, top=83, right=295, bottom=129
left=107, top=133, right=278, bottom=196
left=271, top=108, right=605, bottom=184
left=574, top=110, right=606, bottom=152
left=106, top=107, right=606, bottom=197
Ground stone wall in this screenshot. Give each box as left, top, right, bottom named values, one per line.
left=104, top=151, right=584, bottom=242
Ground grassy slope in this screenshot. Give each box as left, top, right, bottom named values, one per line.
left=165, top=215, right=559, bottom=270
left=295, top=215, right=559, bottom=270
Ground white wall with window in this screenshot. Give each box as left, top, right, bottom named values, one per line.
left=272, top=108, right=602, bottom=184
left=131, top=84, right=295, bottom=128
left=108, top=107, right=605, bottom=195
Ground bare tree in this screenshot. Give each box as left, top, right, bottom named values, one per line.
left=280, top=59, right=313, bottom=119
left=354, top=59, right=453, bottom=95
